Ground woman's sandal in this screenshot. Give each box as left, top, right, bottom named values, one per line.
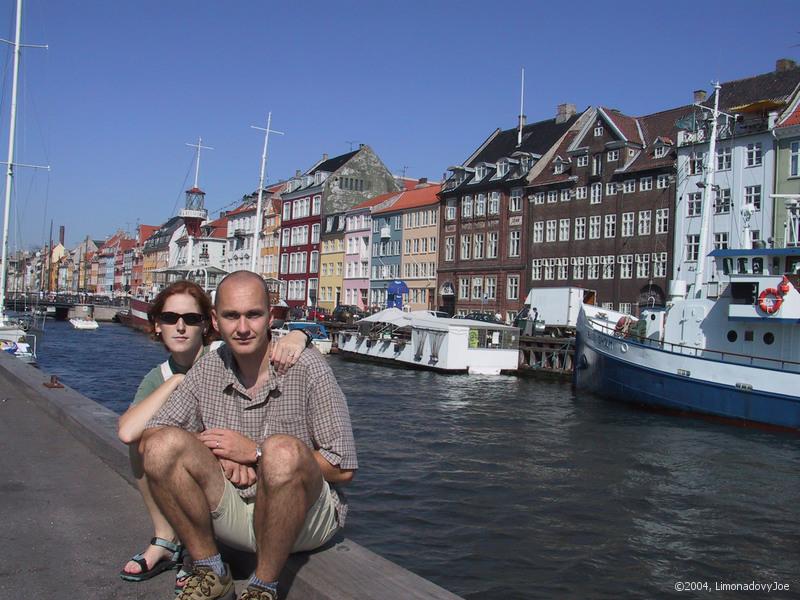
left=119, top=537, right=184, bottom=582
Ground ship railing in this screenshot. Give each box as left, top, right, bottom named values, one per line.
left=589, top=317, right=800, bottom=373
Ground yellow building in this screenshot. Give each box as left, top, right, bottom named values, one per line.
left=398, top=183, right=441, bottom=311
left=319, top=214, right=345, bottom=311
left=259, top=196, right=282, bottom=280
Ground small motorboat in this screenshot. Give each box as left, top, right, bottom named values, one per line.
left=272, top=322, right=332, bottom=355
left=70, top=317, right=99, bottom=330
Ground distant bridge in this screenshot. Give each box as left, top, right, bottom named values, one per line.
left=4, top=294, right=126, bottom=322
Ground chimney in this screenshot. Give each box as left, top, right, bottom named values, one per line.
left=359, top=143, right=365, bottom=149
left=693, top=89, right=707, bottom=103
left=59, top=226, right=65, bottom=246
left=776, top=58, right=797, bottom=72
left=322, top=153, right=328, bottom=161
left=295, top=169, right=302, bottom=177
left=518, top=114, right=526, bottom=129
left=414, top=177, right=429, bottom=189
left=555, top=103, right=576, bottom=124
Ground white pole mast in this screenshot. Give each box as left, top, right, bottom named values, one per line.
left=249, top=113, right=284, bottom=274
left=692, top=81, right=721, bottom=299
left=517, top=67, right=525, bottom=147
left=0, top=0, right=23, bottom=324
left=183, top=137, right=213, bottom=265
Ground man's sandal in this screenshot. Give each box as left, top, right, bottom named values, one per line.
left=119, top=537, right=184, bottom=582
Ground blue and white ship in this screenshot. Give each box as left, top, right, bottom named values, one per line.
left=575, top=83, right=800, bottom=430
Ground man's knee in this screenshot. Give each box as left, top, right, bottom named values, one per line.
left=141, top=427, right=195, bottom=476
left=259, top=434, right=312, bottom=485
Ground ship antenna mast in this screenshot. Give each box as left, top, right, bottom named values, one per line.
left=517, top=67, right=525, bottom=147
left=249, top=112, right=284, bottom=273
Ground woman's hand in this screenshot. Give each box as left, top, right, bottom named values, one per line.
left=270, top=330, right=307, bottom=374
left=199, top=428, right=258, bottom=464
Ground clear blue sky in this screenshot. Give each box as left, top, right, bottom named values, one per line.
left=1, top=0, right=798, bottom=248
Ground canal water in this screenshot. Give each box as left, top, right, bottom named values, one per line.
left=35, top=321, right=800, bottom=599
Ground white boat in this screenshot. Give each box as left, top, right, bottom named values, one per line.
left=336, top=308, right=520, bottom=375
left=574, top=84, right=800, bottom=430
left=272, top=322, right=332, bottom=355
left=0, top=0, right=41, bottom=364
left=70, top=317, right=99, bottom=330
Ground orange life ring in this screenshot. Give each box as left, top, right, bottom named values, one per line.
left=778, top=275, right=791, bottom=296
left=758, top=288, right=783, bottom=315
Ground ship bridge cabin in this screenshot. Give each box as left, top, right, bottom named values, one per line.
left=711, top=248, right=800, bottom=322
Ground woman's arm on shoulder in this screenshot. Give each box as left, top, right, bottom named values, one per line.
left=117, top=373, right=185, bottom=444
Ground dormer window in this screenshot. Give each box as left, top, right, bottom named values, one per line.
left=607, top=150, right=619, bottom=162
left=497, top=161, right=509, bottom=177
left=654, top=146, right=668, bottom=158
left=577, top=155, right=588, bottom=167
left=554, top=162, right=565, bottom=175
left=475, top=165, right=487, bottom=181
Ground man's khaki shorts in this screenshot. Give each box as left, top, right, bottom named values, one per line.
left=211, top=477, right=339, bottom=553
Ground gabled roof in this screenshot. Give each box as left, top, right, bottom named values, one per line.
left=309, top=149, right=359, bottom=175
left=226, top=202, right=257, bottom=217
left=372, top=184, right=442, bottom=215
left=202, top=216, right=228, bottom=239
left=529, top=130, right=581, bottom=187
left=705, top=66, right=800, bottom=112
left=138, top=225, right=159, bottom=244
left=599, top=108, right=643, bottom=144
left=469, top=114, right=580, bottom=166
left=349, top=192, right=401, bottom=212
left=626, top=105, right=693, bottom=172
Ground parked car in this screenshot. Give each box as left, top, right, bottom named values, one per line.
left=307, top=307, right=330, bottom=321
left=458, top=312, right=505, bottom=325
left=332, top=304, right=366, bottom=324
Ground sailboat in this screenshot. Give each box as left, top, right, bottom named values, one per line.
left=0, top=0, right=43, bottom=364
left=574, top=83, right=800, bottom=430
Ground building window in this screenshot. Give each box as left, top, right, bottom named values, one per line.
left=576, top=186, right=587, bottom=200
left=689, top=152, right=705, bottom=175
left=546, top=220, right=557, bottom=242
left=310, top=251, right=319, bottom=272
left=487, top=232, right=498, bottom=258
left=311, top=224, right=320, bottom=243
left=459, top=277, right=469, bottom=300
left=590, top=183, right=603, bottom=204
left=714, top=188, right=731, bottom=214
left=507, top=275, right=519, bottom=300
left=655, top=208, right=669, bottom=234
left=653, top=252, right=667, bottom=277
left=746, top=143, right=762, bottom=167
left=471, top=277, right=483, bottom=300
left=640, top=176, right=653, bottom=191
left=489, top=191, right=501, bottom=214
left=547, top=190, right=558, bottom=203
left=312, top=195, right=321, bottom=215
left=532, top=259, right=542, bottom=280
left=623, top=180, right=635, bottom=194
left=687, top=192, right=702, bottom=217
left=574, top=217, right=586, bottom=240
left=474, top=165, right=487, bottom=181
left=607, top=149, right=619, bottom=162
left=280, top=253, right=288, bottom=274
left=281, top=229, right=290, bottom=247
left=445, top=236, right=454, bottom=261
left=594, top=124, right=604, bottom=137
left=686, top=234, right=700, bottom=262
left=533, top=192, right=545, bottom=204
left=654, top=145, right=668, bottom=159
left=557, top=259, right=568, bottom=280
left=554, top=162, right=564, bottom=175
left=587, top=258, right=599, bottom=280
left=461, top=234, right=472, bottom=260
left=604, top=214, right=616, bottom=238
left=474, top=234, right=485, bottom=259
left=282, top=203, right=291, bottom=220
left=714, top=232, right=729, bottom=250
left=509, top=189, right=522, bottom=212
left=620, top=255, right=633, bottom=279
left=592, top=154, right=603, bottom=176
left=636, top=254, right=650, bottom=278
left=559, top=218, right=570, bottom=241
left=622, top=212, right=634, bottom=237
left=638, top=210, right=651, bottom=236
left=744, top=185, right=762, bottom=210
left=560, top=189, right=571, bottom=202
left=589, top=216, right=601, bottom=239
left=462, top=196, right=473, bottom=218
left=475, top=194, right=486, bottom=216
left=791, top=141, right=800, bottom=177
left=533, top=221, right=544, bottom=243
left=485, top=276, right=496, bottom=299
left=508, top=230, right=521, bottom=257
left=606, top=182, right=617, bottom=196
left=577, top=155, right=588, bottom=167
left=602, top=257, right=614, bottom=280
left=716, top=147, right=732, bottom=171
left=572, top=259, right=585, bottom=280
left=446, top=199, right=456, bottom=220
left=657, top=174, right=669, bottom=189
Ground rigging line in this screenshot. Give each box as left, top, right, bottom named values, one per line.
left=168, top=152, right=196, bottom=220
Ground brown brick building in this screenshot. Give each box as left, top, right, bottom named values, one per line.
left=436, top=106, right=580, bottom=320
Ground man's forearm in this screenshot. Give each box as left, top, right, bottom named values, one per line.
left=313, top=451, right=355, bottom=484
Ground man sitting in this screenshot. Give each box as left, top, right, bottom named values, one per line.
left=142, top=270, right=358, bottom=600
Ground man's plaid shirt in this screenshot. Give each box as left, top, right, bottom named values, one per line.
left=146, top=344, right=358, bottom=525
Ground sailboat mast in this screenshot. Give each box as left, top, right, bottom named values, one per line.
left=0, top=0, right=23, bottom=323
left=249, top=113, right=284, bottom=273
left=692, top=81, right=721, bottom=299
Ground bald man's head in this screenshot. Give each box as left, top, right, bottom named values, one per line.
left=214, top=270, right=271, bottom=310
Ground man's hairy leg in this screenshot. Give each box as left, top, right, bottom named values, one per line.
left=253, top=434, right=323, bottom=582
left=141, top=427, right=226, bottom=560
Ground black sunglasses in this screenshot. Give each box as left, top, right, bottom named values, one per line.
left=155, top=312, right=205, bottom=326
